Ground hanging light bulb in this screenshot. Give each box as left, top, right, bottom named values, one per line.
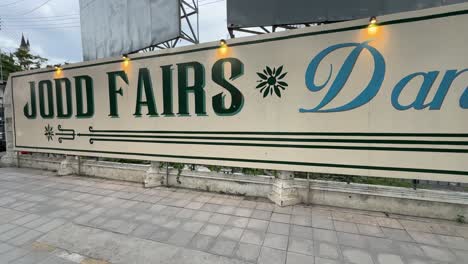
left=368, top=16, right=378, bottom=34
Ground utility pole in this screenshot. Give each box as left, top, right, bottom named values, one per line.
left=0, top=17, right=3, bottom=82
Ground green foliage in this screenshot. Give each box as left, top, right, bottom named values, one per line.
left=241, top=168, right=265, bottom=176
left=1, top=48, right=48, bottom=81
left=456, top=214, right=466, bottom=224
left=207, top=165, right=222, bottom=172
left=302, top=173, right=413, bottom=188
left=13, top=48, right=47, bottom=71
left=0, top=52, right=21, bottom=81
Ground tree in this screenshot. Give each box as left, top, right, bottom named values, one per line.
left=13, top=48, right=48, bottom=71
left=0, top=51, right=21, bottom=82
left=0, top=48, right=48, bottom=81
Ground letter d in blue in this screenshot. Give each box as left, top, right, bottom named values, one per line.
left=300, top=41, right=385, bottom=112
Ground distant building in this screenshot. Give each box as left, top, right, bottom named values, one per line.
left=19, top=34, right=31, bottom=51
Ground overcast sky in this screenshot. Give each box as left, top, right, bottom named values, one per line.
left=0, top=0, right=228, bottom=65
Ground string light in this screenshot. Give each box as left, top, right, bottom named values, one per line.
left=368, top=16, right=378, bottom=34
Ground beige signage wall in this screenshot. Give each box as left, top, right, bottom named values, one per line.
left=8, top=3, right=468, bottom=182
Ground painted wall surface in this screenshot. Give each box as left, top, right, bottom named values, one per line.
left=8, top=3, right=468, bottom=182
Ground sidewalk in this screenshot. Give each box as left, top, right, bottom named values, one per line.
left=0, top=167, right=467, bottom=264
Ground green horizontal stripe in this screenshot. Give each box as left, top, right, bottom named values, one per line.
left=78, top=133, right=468, bottom=146
left=87, top=129, right=468, bottom=137
left=89, top=138, right=468, bottom=153
left=15, top=145, right=468, bottom=176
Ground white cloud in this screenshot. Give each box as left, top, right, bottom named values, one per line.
left=1, top=0, right=236, bottom=63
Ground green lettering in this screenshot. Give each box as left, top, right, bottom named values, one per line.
left=55, top=78, right=73, bottom=118
left=212, top=58, right=244, bottom=115
left=177, top=62, right=206, bottom=116
left=134, top=68, right=158, bottom=116
left=38, top=80, right=54, bottom=119
left=23, top=81, right=37, bottom=119
left=74, top=75, right=94, bottom=118
left=161, top=65, right=174, bottom=116
left=107, top=71, right=128, bottom=117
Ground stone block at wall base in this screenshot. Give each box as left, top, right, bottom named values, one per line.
left=144, top=162, right=165, bottom=188
left=0, top=151, right=17, bottom=167
left=57, top=156, right=74, bottom=176
left=268, top=171, right=302, bottom=207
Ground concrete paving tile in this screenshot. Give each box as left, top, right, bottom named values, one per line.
left=226, top=216, right=249, bottom=228
left=0, top=242, right=14, bottom=253
left=376, top=253, right=404, bottom=264
left=357, top=224, right=384, bottom=237
left=290, top=225, right=313, bottom=239
left=180, top=220, right=205, bottom=233
left=208, top=213, right=230, bottom=225
left=185, top=202, right=205, bottom=210
left=235, top=242, right=261, bottom=262
left=23, top=217, right=51, bottom=229
left=381, top=227, right=414, bottom=242
left=400, top=220, right=433, bottom=233
left=233, top=208, right=253, bottom=218
left=239, top=200, right=257, bottom=209
left=11, top=214, right=41, bottom=226
left=149, top=227, right=175, bottom=242
left=9, top=229, right=43, bottom=246
left=200, top=203, right=221, bottom=212
left=35, top=219, right=66, bottom=233
left=240, top=229, right=265, bottom=245
left=246, top=219, right=269, bottom=232
left=337, top=232, right=368, bottom=249
left=420, top=245, right=457, bottom=262
left=342, top=247, right=374, bottom=264
left=9, top=251, right=51, bottom=264
left=291, top=215, right=312, bottom=226
left=191, top=211, right=212, bottom=222
left=161, top=218, right=183, bottom=229
left=436, top=234, right=468, bottom=250
left=264, top=233, right=289, bottom=250
left=0, top=247, right=29, bottom=263
left=292, top=206, right=312, bottom=216
left=313, top=228, right=338, bottom=244
left=131, top=224, right=158, bottom=239
left=271, top=213, right=291, bottom=224
left=288, top=236, right=314, bottom=256
left=376, top=217, right=403, bottom=229
left=251, top=210, right=272, bottom=221
left=0, top=223, right=17, bottom=234
left=0, top=226, right=28, bottom=241
left=209, top=237, right=237, bottom=257
left=176, top=208, right=196, bottom=219
left=315, top=241, right=340, bottom=259
left=258, top=247, right=286, bottom=264
left=452, top=248, right=468, bottom=262
left=200, top=224, right=223, bottom=237
left=268, top=222, right=290, bottom=236
left=395, top=241, right=425, bottom=257
left=334, top=221, right=359, bottom=233
left=314, top=256, right=340, bottom=264
left=311, top=216, right=334, bottom=230
left=217, top=205, right=236, bottom=215
left=219, top=226, right=244, bottom=241
left=286, top=252, right=315, bottom=264
left=408, top=231, right=443, bottom=246
left=189, top=234, right=215, bottom=252
left=274, top=206, right=293, bottom=215
left=167, top=230, right=196, bottom=247
left=256, top=203, right=274, bottom=212
left=151, top=215, right=169, bottom=225
left=366, top=236, right=398, bottom=253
